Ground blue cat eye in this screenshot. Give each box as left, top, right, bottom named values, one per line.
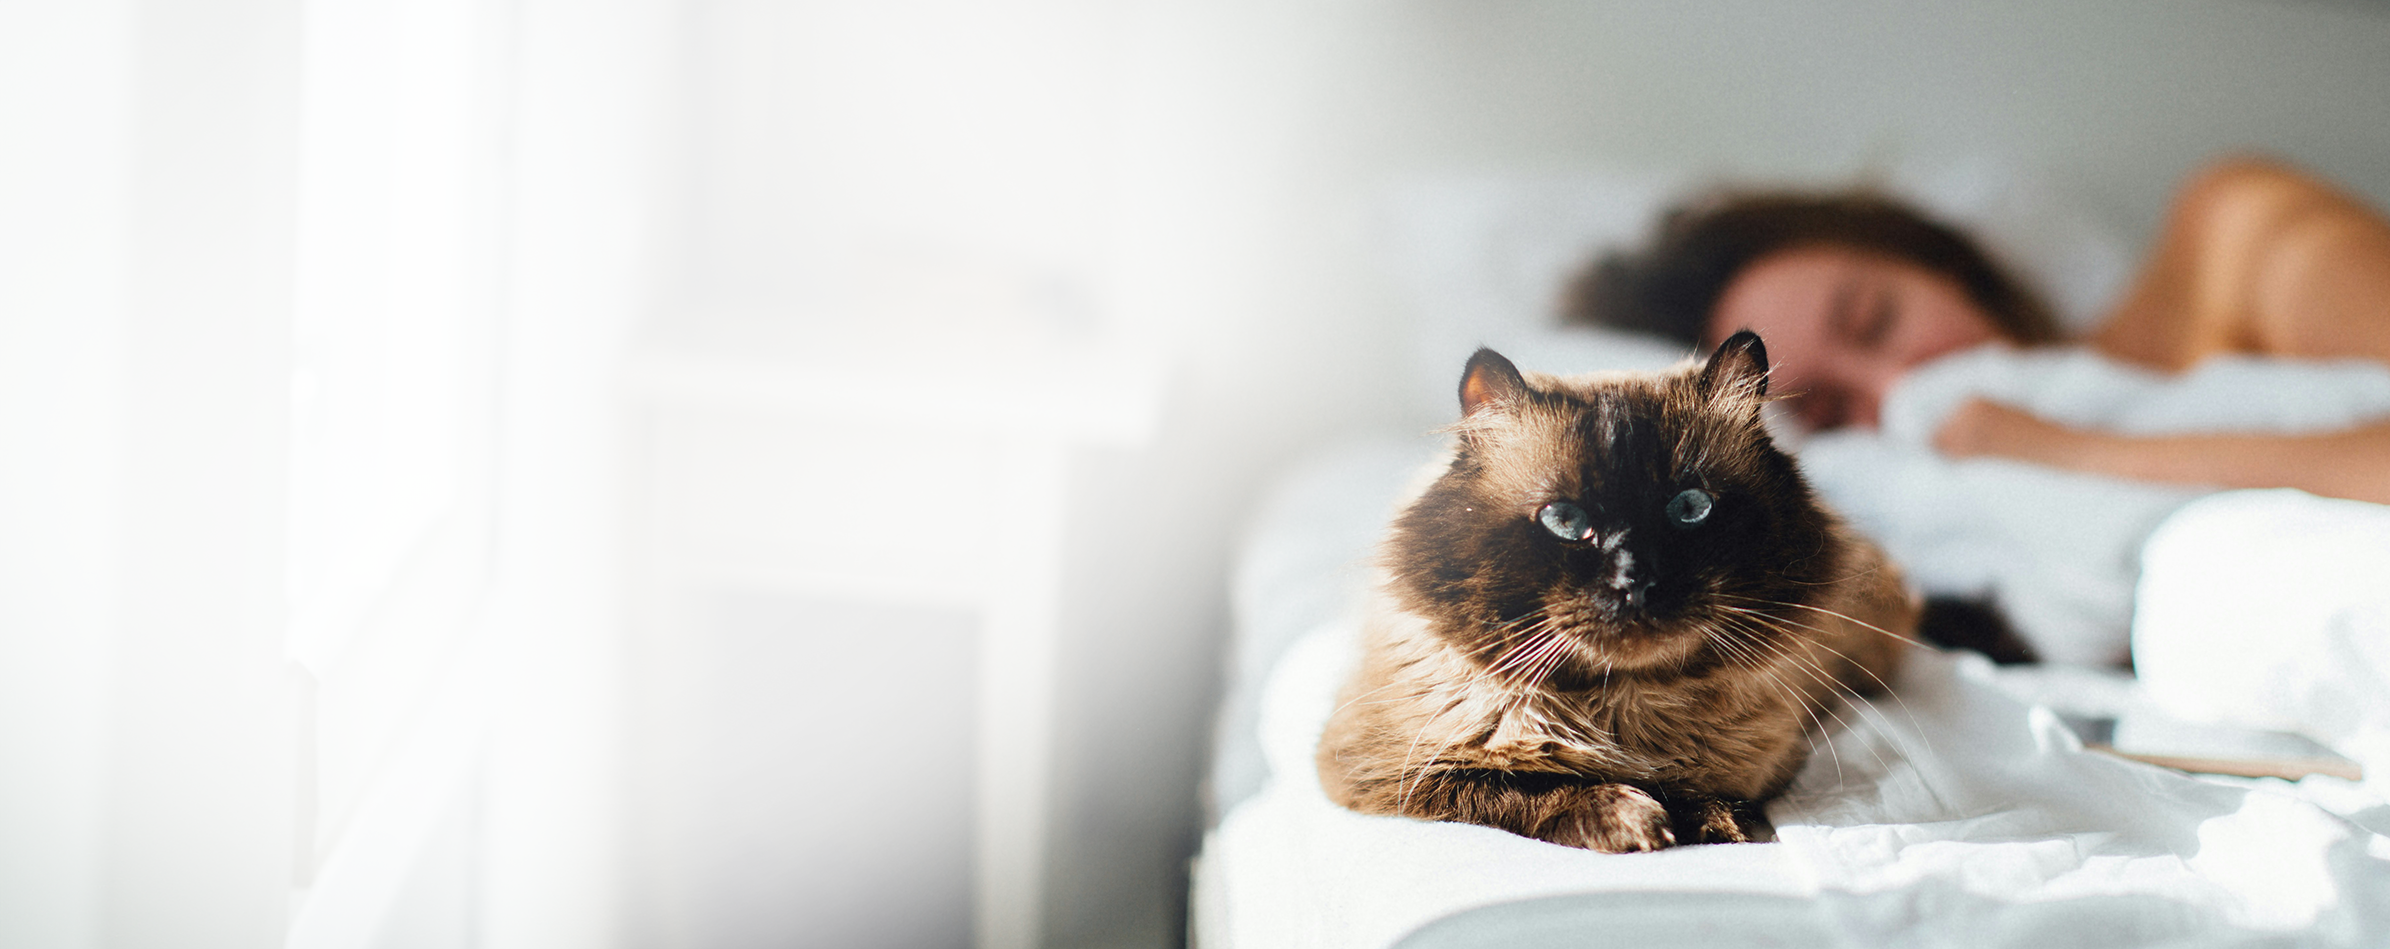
left=1536, top=501, right=1593, bottom=542
left=1666, top=488, right=1714, bottom=528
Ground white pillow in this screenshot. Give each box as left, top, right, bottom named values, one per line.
left=1375, top=160, right=2136, bottom=418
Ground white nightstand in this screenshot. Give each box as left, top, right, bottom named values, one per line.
left=621, top=321, right=1162, bottom=949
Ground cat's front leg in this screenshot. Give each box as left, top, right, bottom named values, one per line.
left=1540, top=782, right=1678, bottom=852
left=1401, top=769, right=1677, bottom=852
left=1548, top=789, right=1773, bottom=849
left=1668, top=794, right=1773, bottom=845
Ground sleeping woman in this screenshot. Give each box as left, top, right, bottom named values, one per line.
left=1565, top=156, right=2390, bottom=506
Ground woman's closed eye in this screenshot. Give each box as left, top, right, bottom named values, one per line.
left=1831, top=279, right=1897, bottom=350
left=1854, top=289, right=1897, bottom=347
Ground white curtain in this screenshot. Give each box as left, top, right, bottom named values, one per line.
left=0, top=1, right=668, bottom=946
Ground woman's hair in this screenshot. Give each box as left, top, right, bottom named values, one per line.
left=1561, top=189, right=2062, bottom=347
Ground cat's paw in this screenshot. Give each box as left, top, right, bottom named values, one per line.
left=1549, top=783, right=1675, bottom=852
left=1674, top=796, right=1773, bottom=845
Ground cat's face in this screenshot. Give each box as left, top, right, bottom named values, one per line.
left=1386, top=333, right=1838, bottom=682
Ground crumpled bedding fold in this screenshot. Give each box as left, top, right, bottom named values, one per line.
left=1197, top=619, right=2390, bottom=949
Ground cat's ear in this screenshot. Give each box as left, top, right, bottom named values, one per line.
left=1698, top=330, right=1770, bottom=402
left=1459, top=348, right=1528, bottom=417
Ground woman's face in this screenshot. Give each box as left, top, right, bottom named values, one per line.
left=1708, top=245, right=2005, bottom=430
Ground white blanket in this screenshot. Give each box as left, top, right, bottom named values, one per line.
left=1799, top=346, right=2390, bottom=665
left=2133, top=490, right=2390, bottom=792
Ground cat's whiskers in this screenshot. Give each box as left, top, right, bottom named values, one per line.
left=1480, top=607, right=1560, bottom=675
left=1712, top=612, right=1899, bottom=782
left=1725, top=607, right=1896, bottom=692
left=1487, top=622, right=1563, bottom=680
left=1530, top=633, right=1580, bottom=687
left=1712, top=611, right=1864, bottom=716
left=1725, top=616, right=1956, bottom=818
left=1715, top=602, right=1937, bottom=759
left=1327, top=679, right=1414, bottom=719
left=1391, top=691, right=1480, bottom=817
left=1714, top=593, right=1928, bottom=650
left=1511, top=622, right=1580, bottom=689
left=1482, top=607, right=1597, bottom=695
left=1775, top=563, right=1892, bottom=588
left=1711, top=614, right=1861, bottom=733
left=1345, top=612, right=1558, bottom=726
left=1699, top=621, right=1820, bottom=744
left=1700, top=617, right=1842, bottom=789
left=1505, top=638, right=1565, bottom=690
left=1392, top=614, right=1566, bottom=817
left=1484, top=631, right=1551, bottom=680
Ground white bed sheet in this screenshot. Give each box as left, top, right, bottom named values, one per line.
left=1197, top=609, right=2390, bottom=949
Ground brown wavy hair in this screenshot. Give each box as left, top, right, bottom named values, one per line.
left=1561, top=190, right=2061, bottom=348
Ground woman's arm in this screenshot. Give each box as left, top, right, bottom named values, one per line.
left=2094, top=158, right=2390, bottom=370
left=1984, top=158, right=2390, bottom=504
left=1934, top=398, right=2390, bottom=506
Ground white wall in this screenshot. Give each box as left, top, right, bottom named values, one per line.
left=0, top=1, right=670, bottom=946
left=1313, top=0, right=2390, bottom=240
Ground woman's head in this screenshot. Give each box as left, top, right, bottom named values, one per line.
left=1563, top=190, right=2059, bottom=429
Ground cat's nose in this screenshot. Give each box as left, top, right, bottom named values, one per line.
left=1612, top=574, right=1656, bottom=610
left=1600, top=546, right=1658, bottom=610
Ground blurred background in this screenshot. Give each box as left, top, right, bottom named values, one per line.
left=3, top=1, right=2388, bottom=947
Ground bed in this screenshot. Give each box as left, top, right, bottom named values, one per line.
left=1191, top=166, right=2390, bottom=948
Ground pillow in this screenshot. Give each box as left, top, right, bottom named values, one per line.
left=1374, top=160, right=2136, bottom=417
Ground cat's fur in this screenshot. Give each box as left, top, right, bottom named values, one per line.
left=1315, top=332, right=1913, bottom=852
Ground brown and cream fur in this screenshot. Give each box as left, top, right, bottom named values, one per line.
left=1316, top=333, right=1913, bottom=852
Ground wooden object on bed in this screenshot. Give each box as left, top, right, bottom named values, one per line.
left=2087, top=745, right=2364, bottom=783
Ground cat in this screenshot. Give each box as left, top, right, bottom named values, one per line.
left=1315, top=331, right=1915, bottom=852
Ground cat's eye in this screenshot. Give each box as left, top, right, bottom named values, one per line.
left=1537, top=502, right=1593, bottom=542
left=1666, top=489, right=1714, bottom=528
